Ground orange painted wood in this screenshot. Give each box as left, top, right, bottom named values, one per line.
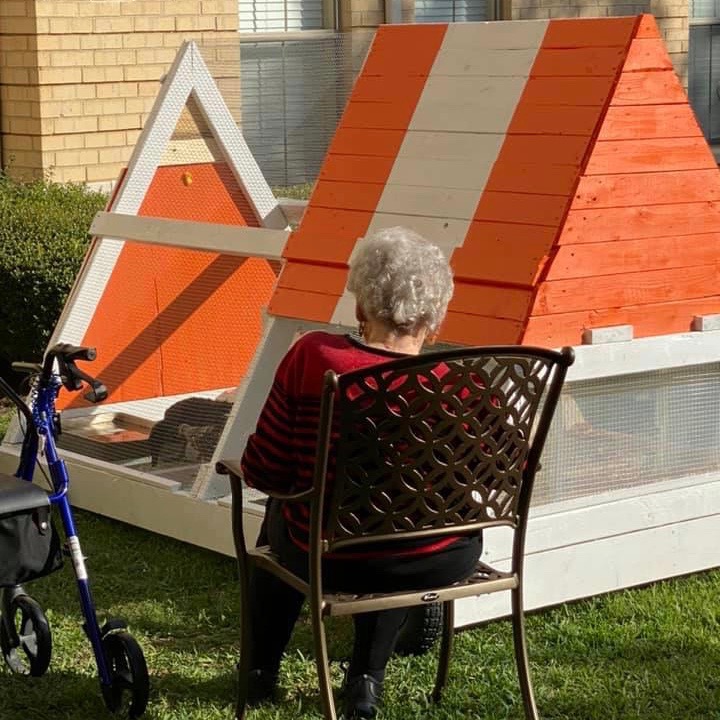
left=522, top=296, right=720, bottom=347
left=487, top=162, right=579, bottom=196
left=474, top=190, right=569, bottom=227
left=530, top=47, right=626, bottom=77
left=622, top=38, right=674, bottom=73
left=362, top=24, right=447, bottom=76
left=584, top=137, right=717, bottom=176
left=339, top=100, right=417, bottom=131
left=546, top=233, right=720, bottom=280
left=283, top=208, right=372, bottom=263
left=559, top=202, right=720, bottom=244
left=533, top=264, right=720, bottom=316
left=541, top=17, right=636, bottom=48
left=635, top=13, right=661, bottom=40
left=278, top=261, right=348, bottom=295
left=494, top=134, right=591, bottom=167
left=452, top=222, right=557, bottom=286
left=440, top=311, right=524, bottom=346
left=597, top=104, right=703, bottom=141
left=319, top=155, right=396, bottom=184
left=611, top=70, right=687, bottom=106
left=71, top=163, right=274, bottom=407
left=450, top=283, right=533, bottom=321
left=508, top=104, right=602, bottom=136
left=269, top=287, right=338, bottom=323
left=327, top=128, right=406, bottom=157
left=351, top=75, right=429, bottom=104
left=311, top=180, right=385, bottom=212
left=522, top=76, right=616, bottom=106
left=573, top=170, right=720, bottom=210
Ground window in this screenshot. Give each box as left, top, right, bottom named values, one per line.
left=415, top=0, right=492, bottom=23
left=689, top=0, right=720, bottom=142
left=238, top=0, right=328, bottom=32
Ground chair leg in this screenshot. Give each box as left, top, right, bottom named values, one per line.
left=432, top=600, right=454, bottom=703
left=311, top=600, right=337, bottom=720
left=235, top=565, right=253, bottom=720
left=511, top=587, right=540, bottom=720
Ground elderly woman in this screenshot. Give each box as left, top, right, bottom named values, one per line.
left=240, top=226, right=482, bottom=719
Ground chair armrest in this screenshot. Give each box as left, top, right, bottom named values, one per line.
left=216, top=459, right=316, bottom=502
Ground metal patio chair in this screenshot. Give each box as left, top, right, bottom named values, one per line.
left=218, top=344, right=574, bottom=720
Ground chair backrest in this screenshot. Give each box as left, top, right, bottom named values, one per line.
left=314, top=345, right=574, bottom=554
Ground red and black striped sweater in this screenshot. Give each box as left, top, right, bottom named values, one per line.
left=240, top=331, right=461, bottom=558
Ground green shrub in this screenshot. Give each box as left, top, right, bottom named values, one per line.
left=0, top=174, right=108, bottom=365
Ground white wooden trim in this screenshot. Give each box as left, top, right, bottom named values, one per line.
left=90, top=212, right=289, bottom=260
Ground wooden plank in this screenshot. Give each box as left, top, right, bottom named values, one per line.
left=495, top=134, right=591, bottom=166
left=399, top=130, right=505, bottom=163
left=440, top=311, right=524, bottom=346
left=311, top=180, right=385, bottom=212
left=622, top=38, right=674, bottom=73
left=559, top=203, right=720, bottom=244
left=488, top=163, right=579, bottom=196
left=386, top=156, right=492, bottom=191
left=351, top=75, right=428, bottom=103
left=319, top=154, right=396, bottom=184
left=508, top=104, right=602, bottom=136
left=530, top=46, right=626, bottom=77
left=361, top=24, right=447, bottom=76
left=269, top=287, right=338, bottom=322
left=474, top=191, right=569, bottom=227
left=90, top=212, right=288, bottom=259
left=521, top=76, right=615, bottom=106
left=533, top=264, right=720, bottom=315
left=339, top=100, right=416, bottom=131
left=546, top=233, right=720, bottom=280
left=377, top=184, right=479, bottom=220
left=431, top=47, right=539, bottom=78
left=409, top=75, right=526, bottom=134
left=523, top=296, right=720, bottom=347
left=442, top=18, right=548, bottom=51
left=598, top=104, right=704, bottom=141
left=573, top=170, right=720, bottom=210
left=327, top=128, right=406, bottom=158
left=610, top=70, right=687, bottom=106
left=451, top=283, right=533, bottom=321
left=541, top=17, right=636, bottom=48
left=365, top=213, right=472, bottom=256
left=278, top=262, right=347, bottom=295
left=452, top=221, right=557, bottom=286
left=635, top=13, right=661, bottom=40
left=584, top=137, right=716, bottom=175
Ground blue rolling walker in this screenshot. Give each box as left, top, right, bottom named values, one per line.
left=0, top=343, right=149, bottom=718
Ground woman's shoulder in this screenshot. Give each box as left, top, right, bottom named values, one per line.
left=290, top=330, right=352, bottom=354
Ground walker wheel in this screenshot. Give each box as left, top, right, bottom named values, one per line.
left=101, top=628, right=149, bottom=718
left=0, top=593, right=52, bottom=676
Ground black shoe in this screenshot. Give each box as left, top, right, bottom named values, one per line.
left=245, top=668, right=278, bottom=706
left=339, top=674, right=384, bottom=719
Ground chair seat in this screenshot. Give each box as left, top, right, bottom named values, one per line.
left=251, top=547, right=518, bottom=617
left=0, top=473, right=50, bottom=519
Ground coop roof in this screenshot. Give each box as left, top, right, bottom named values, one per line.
left=270, top=15, right=720, bottom=347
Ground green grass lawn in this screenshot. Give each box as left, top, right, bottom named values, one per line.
left=1, top=509, right=720, bottom=720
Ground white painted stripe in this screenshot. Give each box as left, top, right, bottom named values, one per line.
left=330, top=21, right=546, bottom=326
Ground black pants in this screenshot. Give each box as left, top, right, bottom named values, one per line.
left=249, top=499, right=482, bottom=679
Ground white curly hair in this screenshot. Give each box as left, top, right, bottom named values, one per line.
left=346, top=226, right=454, bottom=335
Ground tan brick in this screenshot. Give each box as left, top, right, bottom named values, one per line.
left=98, top=113, right=141, bottom=131
left=47, top=115, right=99, bottom=134
left=93, top=16, right=135, bottom=33
left=38, top=100, right=84, bottom=118
left=215, top=13, right=238, bottom=30
left=37, top=67, right=83, bottom=84
left=135, top=48, right=177, bottom=65
left=40, top=135, right=70, bottom=151
left=83, top=97, right=126, bottom=116
left=49, top=166, right=88, bottom=183
left=124, top=64, right=166, bottom=82
left=0, top=1, right=32, bottom=18
left=49, top=50, right=96, bottom=67
left=38, top=84, right=77, bottom=101
left=132, top=16, right=175, bottom=32
left=53, top=148, right=99, bottom=167
left=124, top=97, right=153, bottom=114
left=86, top=162, right=123, bottom=182
left=1, top=37, right=29, bottom=51
left=167, top=0, right=204, bottom=13
left=98, top=146, right=132, bottom=164
left=35, top=2, right=82, bottom=18
left=48, top=17, right=93, bottom=33
left=125, top=129, right=142, bottom=145
left=96, top=83, right=139, bottom=98
left=122, top=34, right=153, bottom=48
left=80, top=34, right=124, bottom=50
left=120, top=0, right=165, bottom=14
left=2, top=134, right=34, bottom=151
left=137, top=80, right=161, bottom=96
left=36, top=35, right=83, bottom=51
left=93, top=49, right=137, bottom=66
left=176, top=15, right=216, bottom=31
left=77, top=1, right=122, bottom=15
left=84, top=130, right=128, bottom=148
left=82, top=66, right=125, bottom=83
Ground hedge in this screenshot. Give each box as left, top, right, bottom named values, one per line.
left=0, top=174, right=108, bottom=369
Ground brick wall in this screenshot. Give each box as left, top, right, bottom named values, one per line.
left=512, top=0, right=689, bottom=85
left=0, top=0, right=237, bottom=184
